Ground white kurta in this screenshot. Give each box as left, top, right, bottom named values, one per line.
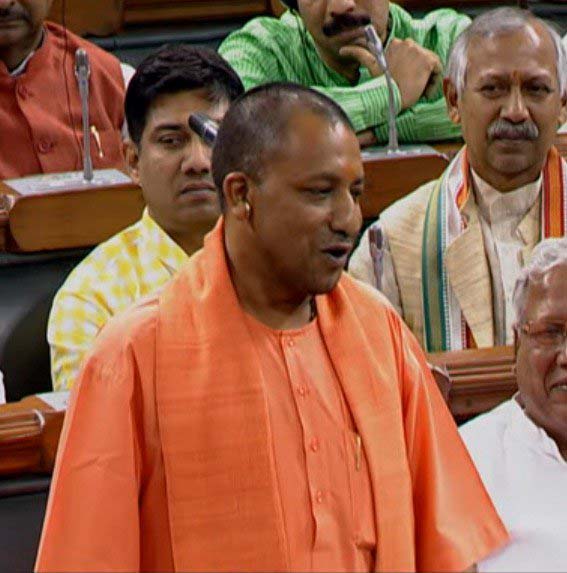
left=460, top=398, right=567, bottom=572
left=471, top=170, right=541, bottom=345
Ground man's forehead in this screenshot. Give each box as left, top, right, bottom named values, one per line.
left=466, top=23, right=557, bottom=79
left=147, top=89, right=228, bottom=129
left=525, top=265, right=567, bottom=318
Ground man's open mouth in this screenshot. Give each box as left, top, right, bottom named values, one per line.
left=322, top=244, right=352, bottom=264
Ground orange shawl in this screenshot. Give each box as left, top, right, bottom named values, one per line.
left=155, top=220, right=507, bottom=571
left=37, top=219, right=507, bottom=572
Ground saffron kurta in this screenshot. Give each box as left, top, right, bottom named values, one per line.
left=36, top=219, right=508, bottom=572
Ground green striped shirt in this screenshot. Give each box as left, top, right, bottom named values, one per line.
left=219, top=4, right=470, bottom=143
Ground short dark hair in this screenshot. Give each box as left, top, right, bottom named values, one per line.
left=125, top=45, right=244, bottom=146
left=212, top=82, right=354, bottom=210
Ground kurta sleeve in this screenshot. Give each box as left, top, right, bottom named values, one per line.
left=36, top=330, right=144, bottom=572
left=397, top=320, right=509, bottom=571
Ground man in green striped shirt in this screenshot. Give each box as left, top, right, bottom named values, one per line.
left=219, top=0, right=469, bottom=145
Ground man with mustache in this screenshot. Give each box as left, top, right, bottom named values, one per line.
left=47, top=45, right=244, bottom=391
left=0, top=0, right=133, bottom=178
left=36, top=82, right=507, bottom=572
left=218, top=0, right=469, bottom=146
left=350, top=8, right=567, bottom=352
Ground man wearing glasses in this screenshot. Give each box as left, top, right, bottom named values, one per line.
left=460, top=236, right=567, bottom=572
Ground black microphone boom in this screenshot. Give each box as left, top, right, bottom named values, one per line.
left=188, top=113, right=218, bottom=147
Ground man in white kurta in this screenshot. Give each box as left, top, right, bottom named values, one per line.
left=349, top=8, right=567, bottom=352
left=460, top=237, right=567, bottom=572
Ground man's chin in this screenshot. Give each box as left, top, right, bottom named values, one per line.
left=489, top=154, right=536, bottom=177
left=0, top=28, right=27, bottom=46
left=311, top=272, right=343, bottom=295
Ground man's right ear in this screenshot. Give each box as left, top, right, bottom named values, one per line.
left=223, top=172, right=253, bottom=221
left=124, top=140, right=141, bottom=185
left=443, top=78, right=461, bottom=125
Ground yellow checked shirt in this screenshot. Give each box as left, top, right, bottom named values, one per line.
left=48, top=209, right=190, bottom=391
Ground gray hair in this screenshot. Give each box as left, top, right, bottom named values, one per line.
left=513, top=237, right=567, bottom=324
left=446, top=7, right=567, bottom=99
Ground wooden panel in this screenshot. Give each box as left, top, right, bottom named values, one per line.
left=48, top=0, right=124, bottom=36
left=123, top=0, right=269, bottom=25
left=0, top=181, right=145, bottom=252
left=361, top=149, right=449, bottom=219
left=0, top=347, right=516, bottom=476
left=428, top=346, right=516, bottom=422
left=0, top=396, right=64, bottom=476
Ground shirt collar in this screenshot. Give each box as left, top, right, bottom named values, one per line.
left=140, top=208, right=190, bottom=274
left=508, top=396, right=566, bottom=464
left=8, top=28, right=45, bottom=77
left=470, top=168, right=541, bottom=226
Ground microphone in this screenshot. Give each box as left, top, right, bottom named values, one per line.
left=74, top=48, right=93, bottom=182
left=364, top=25, right=399, bottom=154
left=188, top=113, right=218, bottom=147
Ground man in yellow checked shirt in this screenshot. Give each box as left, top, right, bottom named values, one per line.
left=47, top=45, right=243, bottom=391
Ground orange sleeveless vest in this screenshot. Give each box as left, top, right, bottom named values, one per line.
left=0, top=22, right=125, bottom=179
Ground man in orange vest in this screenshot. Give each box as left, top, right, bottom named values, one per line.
left=36, top=83, right=508, bottom=572
left=0, top=0, right=133, bottom=179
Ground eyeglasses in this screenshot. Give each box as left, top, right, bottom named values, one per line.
left=519, top=321, right=567, bottom=349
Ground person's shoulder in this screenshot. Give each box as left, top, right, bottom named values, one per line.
left=56, top=219, right=146, bottom=295
left=45, top=21, right=122, bottom=70
left=390, top=3, right=469, bottom=45
left=221, top=11, right=299, bottom=44
left=91, top=293, right=161, bottom=359
left=459, top=399, right=517, bottom=465
left=391, top=2, right=468, bottom=27
left=380, top=178, right=438, bottom=226
left=340, top=272, right=399, bottom=321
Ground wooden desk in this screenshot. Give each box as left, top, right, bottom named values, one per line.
left=428, top=346, right=516, bottom=422
left=2, top=134, right=565, bottom=252
left=0, top=347, right=516, bottom=477
left=0, top=180, right=144, bottom=252
left=361, top=147, right=450, bottom=218
left=0, top=396, right=64, bottom=476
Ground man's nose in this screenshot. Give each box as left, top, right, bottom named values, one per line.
left=181, top=138, right=210, bottom=176
left=330, top=189, right=362, bottom=237
left=328, top=0, right=356, bottom=17
left=500, top=87, right=530, bottom=124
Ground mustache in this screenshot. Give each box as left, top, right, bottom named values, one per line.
left=322, top=13, right=370, bottom=38
left=0, top=3, right=29, bottom=21
left=487, top=119, right=539, bottom=141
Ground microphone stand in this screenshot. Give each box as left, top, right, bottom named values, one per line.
left=75, top=49, right=93, bottom=182
left=364, top=25, right=399, bottom=154
left=361, top=24, right=445, bottom=161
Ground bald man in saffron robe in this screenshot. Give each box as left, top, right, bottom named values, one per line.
left=36, top=84, right=508, bottom=573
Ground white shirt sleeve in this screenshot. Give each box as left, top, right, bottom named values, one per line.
left=120, top=63, right=137, bottom=140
